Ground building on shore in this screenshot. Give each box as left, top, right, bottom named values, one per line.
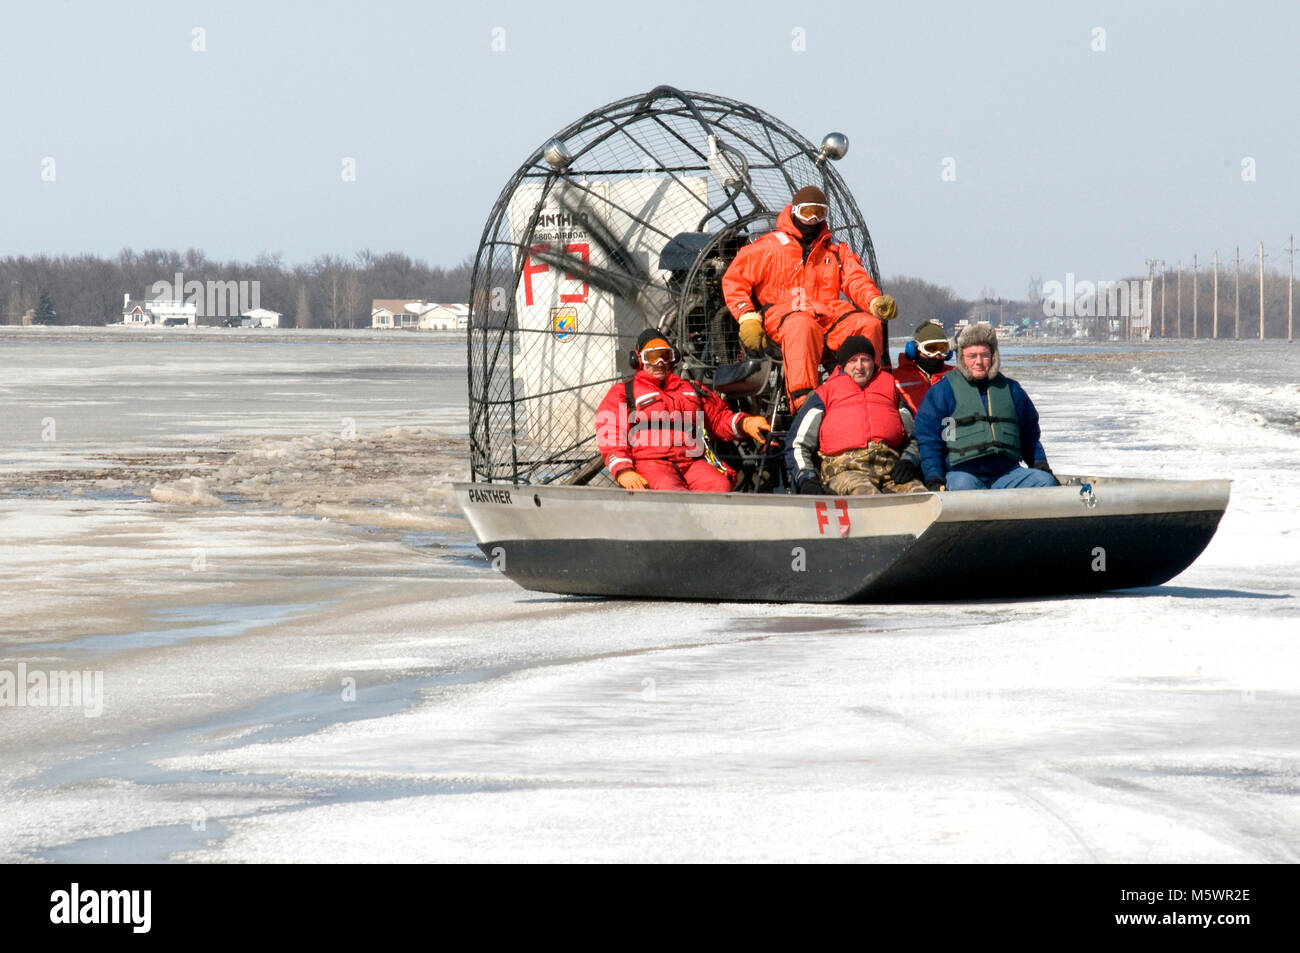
left=371, top=300, right=468, bottom=330
left=121, top=292, right=197, bottom=327
left=235, top=308, right=282, bottom=328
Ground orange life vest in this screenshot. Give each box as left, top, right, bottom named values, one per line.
left=814, top=367, right=905, bottom=455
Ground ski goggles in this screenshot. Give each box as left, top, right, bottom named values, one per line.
left=917, top=339, right=950, bottom=358
left=639, top=345, right=675, bottom=365
left=792, top=202, right=828, bottom=223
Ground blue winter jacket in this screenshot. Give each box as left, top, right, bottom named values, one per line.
left=914, top=373, right=1048, bottom=483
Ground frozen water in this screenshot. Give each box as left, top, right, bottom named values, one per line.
left=1, top=331, right=1298, bottom=862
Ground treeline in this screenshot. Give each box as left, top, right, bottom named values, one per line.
left=1, top=249, right=474, bottom=326
left=3, top=246, right=985, bottom=333
left=884, top=275, right=974, bottom=330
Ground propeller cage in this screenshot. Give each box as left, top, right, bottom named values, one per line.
left=467, top=86, right=878, bottom=485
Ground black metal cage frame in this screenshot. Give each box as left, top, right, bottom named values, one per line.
left=467, top=86, right=878, bottom=485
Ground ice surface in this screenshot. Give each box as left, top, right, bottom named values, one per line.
left=1, top=332, right=1298, bottom=862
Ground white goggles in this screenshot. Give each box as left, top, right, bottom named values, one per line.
left=792, top=202, right=828, bottom=224
left=639, top=345, right=675, bottom=366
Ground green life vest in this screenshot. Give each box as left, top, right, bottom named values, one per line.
left=945, top=373, right=1022, bottom=466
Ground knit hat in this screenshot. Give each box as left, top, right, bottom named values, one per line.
left=836, top=334, right=875, bottom=366
left=635, top=328, right=670, bottom=352
left=912, top=320, right=948, bottom=345
left=791, top=185, right=827, bottom=206
left=955, top=323, right=1000, bottom=380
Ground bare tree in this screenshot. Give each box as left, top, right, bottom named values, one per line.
left=342, top=269, right=363, bottom=328
left=295, top=283, right=312, bottom=329
left=328, top=269, right=341, bottom=328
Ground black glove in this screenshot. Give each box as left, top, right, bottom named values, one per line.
left=925, top=477, right=944, bottom=492
left=891, top=457, right=920, bottom=484
left=795, top=469, right=827, bottom=495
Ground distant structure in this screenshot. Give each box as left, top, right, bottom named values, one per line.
left=420, top=303, right=469, bottom=329
left=236, top=308, right=282, bottom=328
left=121, top=291, right=196, bottom=327
left=371, top=299, right=468, bottom=330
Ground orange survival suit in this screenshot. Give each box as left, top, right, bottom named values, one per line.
left=893, top=352, right=954, bottom=416
left=721, top=205, right=887, bottom=406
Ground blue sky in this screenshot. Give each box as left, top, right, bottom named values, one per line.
left=3, top=0, right=1297, bottom=297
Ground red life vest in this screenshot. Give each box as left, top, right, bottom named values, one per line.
left=814, top=367, right=905, bottom=455
left=893, top=353, right=954, bottom=415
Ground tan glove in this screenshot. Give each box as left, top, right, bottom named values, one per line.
left=615, top=469, right=649, bottom=490
left=740, top=416, right=771, bottom=442
left=737, top=312, right=767, bottom=351
left=869, top=294, right=898, bottom=321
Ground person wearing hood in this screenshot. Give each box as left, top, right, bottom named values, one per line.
left=721, top=185, right=897, bottom=411
left=913, top=323, right=1057, bottom=491
left=894, top=319, right=955, bottom=416
left=785, top=335, right=925, bottom=496
left=595, top=329, right=770, bottom=492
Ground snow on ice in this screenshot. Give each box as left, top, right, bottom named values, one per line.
left=1, top=329, right=1297, bottom=862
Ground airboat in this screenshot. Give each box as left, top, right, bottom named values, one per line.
left=454, top=86, right=1228, bottom=602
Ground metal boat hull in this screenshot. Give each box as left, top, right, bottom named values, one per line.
left=453, top=476, right=1229, bottom=602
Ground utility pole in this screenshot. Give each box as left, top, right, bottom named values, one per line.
left=1235, top=247, right=1241, bottom=340
left=1176, top=260, right=1182, bottom=338
left=1193, top=254, right=1199, bottom=339
left=1144, top=258, right=1158, bottom=341
left=1259, top=241, right=1266, bottom=341
left=1164, top=260, right=1175, bottom=335
left=1289, top=234, right=1295, bottom=344
left=1212, top=250, right=1219, bottom=339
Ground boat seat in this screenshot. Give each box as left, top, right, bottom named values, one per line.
left=712, top=357, right=772, bottom=396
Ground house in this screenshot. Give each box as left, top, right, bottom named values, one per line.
left=240, top=308, right=282, bottom=328
left=372, top=299, right=425, bottom=328
left=418, top=303, right=469, bottom=330
left=371, top=300, right=469, bottom=330
left=121, top=291, right=197, bottom=327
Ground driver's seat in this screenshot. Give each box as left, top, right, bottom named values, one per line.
left=711, top=356, right=772, bottom=396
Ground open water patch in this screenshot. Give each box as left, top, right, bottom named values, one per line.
left=22, top=602, right=323, bottom=655
left=38, top=819, right=233, bottom=864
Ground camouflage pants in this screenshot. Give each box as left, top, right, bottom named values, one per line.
left=820, top=442, right=927, bottom=496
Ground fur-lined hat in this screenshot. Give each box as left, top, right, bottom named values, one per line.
left=955, top=323, right=1000, bottom=380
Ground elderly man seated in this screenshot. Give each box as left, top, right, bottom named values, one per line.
left=785, top=335, right=925, bottom=496
left=913, top=323, right=1057, bottom=491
